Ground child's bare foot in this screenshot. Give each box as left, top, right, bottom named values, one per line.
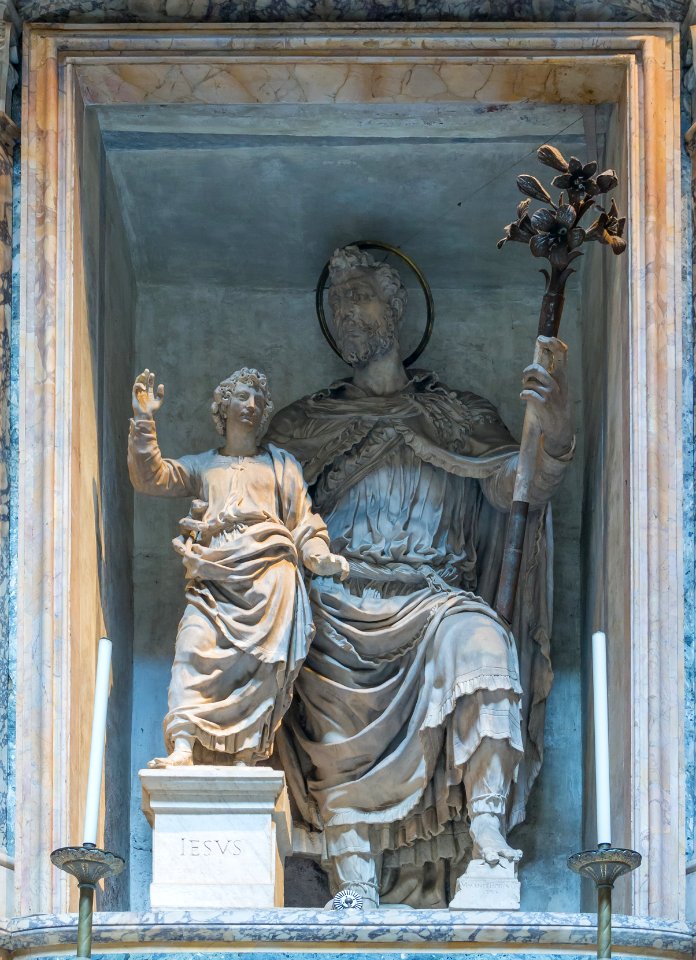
left=147, top=747, right=193, bottom=769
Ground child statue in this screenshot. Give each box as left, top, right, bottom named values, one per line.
left=128, top=367, right=349, bottom=768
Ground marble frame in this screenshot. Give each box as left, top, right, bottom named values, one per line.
left=16, top=22, right=683, bottom=920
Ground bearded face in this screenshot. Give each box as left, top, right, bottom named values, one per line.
left=329, top=272, right=399, bottom=366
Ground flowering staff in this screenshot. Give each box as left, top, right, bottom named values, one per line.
left=494, top=144, right=627, bottom=623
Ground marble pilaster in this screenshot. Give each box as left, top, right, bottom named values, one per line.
left=0, top=17, right=19, bottom=919
left=681, top=46, right=696, bottom=915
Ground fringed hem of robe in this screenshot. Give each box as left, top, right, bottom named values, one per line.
left=268, top=371, right=565, bottom=861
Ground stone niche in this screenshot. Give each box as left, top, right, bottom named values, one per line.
left=118, top=96, right=591, bottom=914
left=16, top=22, right=683, bottom=926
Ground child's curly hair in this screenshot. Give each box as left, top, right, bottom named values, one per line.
left=210, top=368, right=274, bottom=439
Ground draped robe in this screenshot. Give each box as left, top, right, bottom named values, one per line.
left=267, top=371, right=571, bottom=893
left=128, top=417, right=330, bottom=762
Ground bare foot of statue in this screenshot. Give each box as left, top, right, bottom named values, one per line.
left=469, top=813, right=522, bottom=866
left=147, top=747, right=194, bottom=769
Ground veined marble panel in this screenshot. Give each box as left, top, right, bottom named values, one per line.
left=0, top=143, right=13, bottom=857
left=76, top=60, right=628, bottom=108
left=6, top=136, right=18, bottom=867
left=0, top=910, right=692, bottom=956
left=12, top=0, right=691, bottom=24
left=0, top=953, right=688, bottom=960
left=34, top=948, right=692, bottom=960
left=0, top=108, right=19, bottom=919
left=682, top=111, right=695, bottom=870
left=683, top=46, right=696, bottom=918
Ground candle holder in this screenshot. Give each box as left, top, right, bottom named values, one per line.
left=50, top=845, right=125, bottom=959
left=568, top=845, right=641, bottom=959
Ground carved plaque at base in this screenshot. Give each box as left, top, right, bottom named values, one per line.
left=139, top=766, right=292, bottom=909
left=449, top=858, right=521, bottom=910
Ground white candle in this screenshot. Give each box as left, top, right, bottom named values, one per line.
left=82, top=637, right=112, bottom=847
left=592, top=630, right=611, bottom=847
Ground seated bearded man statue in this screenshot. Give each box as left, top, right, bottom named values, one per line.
left=267, top=245, right=574, bottom=909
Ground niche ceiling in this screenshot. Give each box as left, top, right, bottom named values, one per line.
left=101, top=101, right=600, bottom=301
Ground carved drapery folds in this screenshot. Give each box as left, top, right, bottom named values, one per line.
left=14, top=23, right=684, bottom=921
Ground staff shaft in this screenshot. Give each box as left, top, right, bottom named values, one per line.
left=494, top=336, right=566, bottom=623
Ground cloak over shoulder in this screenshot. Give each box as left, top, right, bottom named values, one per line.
left=267, top=371, right=558, bottom=835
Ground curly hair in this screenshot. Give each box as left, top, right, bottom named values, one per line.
left=210, top=367, right=274, bottom=439
left=328, top=245, right=408, bottom=323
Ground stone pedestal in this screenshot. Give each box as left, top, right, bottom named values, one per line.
left=140, top=766, right=292, bottom=909
left=449, top=859, right=520, bottom=910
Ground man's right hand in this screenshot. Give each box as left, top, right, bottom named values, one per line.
left=304, top=550, right=350, bottom=580
left=132, top=368, right=165, bottom=420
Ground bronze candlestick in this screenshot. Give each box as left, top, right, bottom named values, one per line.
left=51, top=845, right=125, bottom=958
left=568, top=844, right=641, bottom=959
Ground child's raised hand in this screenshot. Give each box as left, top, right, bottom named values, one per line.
left=132, top=368, right=165, bottom=419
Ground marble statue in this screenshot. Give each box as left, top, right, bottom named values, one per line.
left=128, top=367, right=349, bottom=769
left=267, top=245, right=574, bottom=908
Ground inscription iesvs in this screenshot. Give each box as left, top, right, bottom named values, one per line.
left=180, top=838, right=242, bottom=856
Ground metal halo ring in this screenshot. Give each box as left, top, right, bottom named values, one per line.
left=315, top=241, right=435, bottom=367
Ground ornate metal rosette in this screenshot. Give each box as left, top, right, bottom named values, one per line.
left=315, top=240, right=435, bottom=367
left=332, top=886, right=364, bottom=910
left=567, top=847, right=641, bottom=886
left=50, top=846, right=126, bottom=885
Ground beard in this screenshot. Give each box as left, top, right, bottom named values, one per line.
left=336, top=325, right=397, bottom=366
